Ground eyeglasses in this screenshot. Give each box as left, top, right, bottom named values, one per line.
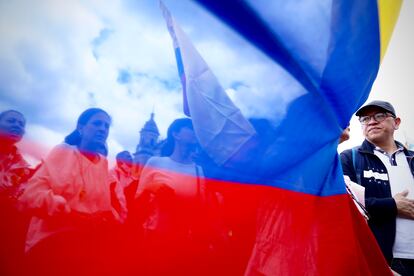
left=358, top=112, right=395, bottom=125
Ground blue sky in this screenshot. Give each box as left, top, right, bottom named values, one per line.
left=0, top=0, right=413, bottom=164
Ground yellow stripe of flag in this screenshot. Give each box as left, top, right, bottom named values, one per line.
left=378, top=0, right=403, bottom=61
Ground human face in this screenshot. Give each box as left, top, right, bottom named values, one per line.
left=360, top=107, right=400, bottom=144
left=174, top=126, right=197, bottom=150
left=0, top=111, right=26, bottom=143
left=78, top=112, right=110, bottom=152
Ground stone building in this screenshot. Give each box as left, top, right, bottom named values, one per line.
left=133, top=112, right=164, bottom=166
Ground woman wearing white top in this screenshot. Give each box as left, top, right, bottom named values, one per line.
left=136, top=118, right=207, bottom=274
left=19, top=108, right=116, bottom=275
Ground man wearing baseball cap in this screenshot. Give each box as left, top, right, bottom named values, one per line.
left=340, top=100, right=414, bottom=275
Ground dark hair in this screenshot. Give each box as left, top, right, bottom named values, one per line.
left=64, top=108, right=111, bottom=146
left=0, top=109, right=25, bottom=121
left=160, top=118, right=193, bottom=156
left=116, top=150, right=131, bottom=161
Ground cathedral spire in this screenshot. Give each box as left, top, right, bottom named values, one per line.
left=134, top=112, right=161, bottom=165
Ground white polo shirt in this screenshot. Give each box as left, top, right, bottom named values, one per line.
left=374, top=147, right=414, bottom=259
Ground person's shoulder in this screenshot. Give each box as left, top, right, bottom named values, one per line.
left=339, top=144, right=363, bottom=165
left=46, top=143, right=77, bottom=161
left=11, top=146, right=30, bottom=168
left=404, top=147, right=414, bottom=157
left=144, top=156, right=172, bottom=169
left=395, top=140, right=414, bottom=157
left=340, top=148, right=352, bottom=155
left=341, top=141, right=365, bottom=155
left=51, top=143, right=76, bottom=153
left=340, top=147, right=353, bottom=158
left=50, top=143, right=76, bottom=154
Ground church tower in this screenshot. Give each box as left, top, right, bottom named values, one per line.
left=134, top=112, right=160, bottom=165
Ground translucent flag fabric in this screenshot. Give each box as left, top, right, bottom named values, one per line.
left=161, top=0, right=402, bottom=274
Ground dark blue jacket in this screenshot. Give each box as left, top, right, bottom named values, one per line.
left=340, top=139, right=414, bottom=263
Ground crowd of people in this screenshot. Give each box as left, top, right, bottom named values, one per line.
left=0, top=100, right=413, bottom=275
left=0, top=108, right=243, bottom=275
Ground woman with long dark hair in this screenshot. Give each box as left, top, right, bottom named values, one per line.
left=19, top=108, right=116, bottom=275
left=137, top=118, right=202, bottom=197
left=135, top=117, right=207, bottom=274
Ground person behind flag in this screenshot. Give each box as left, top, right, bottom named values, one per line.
left=135, top=117, right=208, bottom=274
left=340, top=100, right=414, bottom=275
left=19, top=107, right=117, bottom=275
left=161, top=1, right=400, bottom=274
left=0, top=109, right=34, bottom=275
left=0, top=110, right=33, bottom=196
left=338, top=125, right=369, bottom=220
left=107, top=150, right=139, bottom=273
left=339, top=126, right=351, bottom=144
left=109, top=150, right=137, bottom=223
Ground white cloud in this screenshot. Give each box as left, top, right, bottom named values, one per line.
left=340, top=1, right=414, bottom=150
left=1, top=0, right=413, bottom=159
left=17, top=124, right=65, bottom=164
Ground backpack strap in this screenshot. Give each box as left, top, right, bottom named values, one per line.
left=352, top=147, right=363, bottom=185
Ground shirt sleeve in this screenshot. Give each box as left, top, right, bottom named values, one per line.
left=18, top=144, right=73, bottom=216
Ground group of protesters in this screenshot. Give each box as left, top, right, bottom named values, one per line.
left=0, top=100, right=413, bottom=275
left=0, top=108, right=253, bottom=275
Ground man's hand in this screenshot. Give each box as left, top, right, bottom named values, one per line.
left=394, top=189, right=414, bottom=219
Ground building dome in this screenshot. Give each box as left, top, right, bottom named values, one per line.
left=134, top=112, right=161, bottom=165
left=140, top=113, right=159, bottom=135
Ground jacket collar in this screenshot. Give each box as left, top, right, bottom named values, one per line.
left=359, top=139, right=414, bottom=158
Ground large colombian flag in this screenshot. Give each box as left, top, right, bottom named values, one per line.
left=160, top=0, right=402, bottom=275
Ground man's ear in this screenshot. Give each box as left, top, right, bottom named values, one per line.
left=394, top=117, right=401, bottom=130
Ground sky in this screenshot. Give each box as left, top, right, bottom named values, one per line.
left=338, top=0, right=414, bottom=152
left=0, top=0, right=413, bottom=165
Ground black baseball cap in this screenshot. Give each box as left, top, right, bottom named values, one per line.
left=355, top=100, right=396, bottom=117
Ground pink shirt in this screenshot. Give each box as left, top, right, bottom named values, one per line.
left=19, top=143, right=112, bottom=252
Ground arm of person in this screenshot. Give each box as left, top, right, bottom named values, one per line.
left=364, top=197, right=397, bottom=221
left=394, top=189, right=414, bottom=220
left=135, top=158, right=174, bottom=198
left=18, top=144, right=71, bottom=217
